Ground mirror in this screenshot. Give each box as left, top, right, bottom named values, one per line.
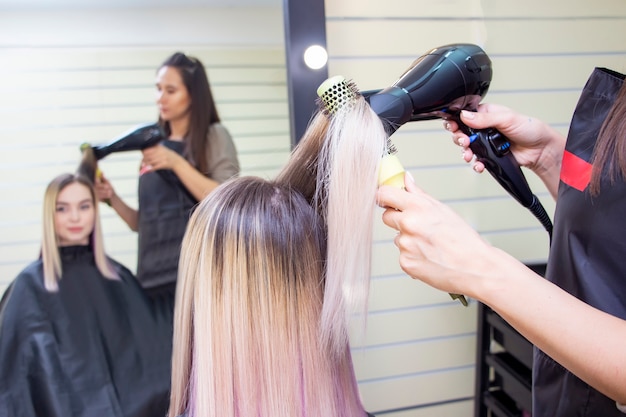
left=0, top=0, right=289, bottom=280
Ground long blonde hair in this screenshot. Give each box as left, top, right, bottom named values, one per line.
left=41, top=173, right=118, bottom=291
left=170, top=177, right=364, bottom=417
left=169, top=94, right=387, bottom=417
left=277, top=95, right=387, bottom=353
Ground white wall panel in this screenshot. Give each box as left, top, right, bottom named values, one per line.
left=1, top=1, right=625, bottom=415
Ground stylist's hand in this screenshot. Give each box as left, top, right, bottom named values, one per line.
left=95, top=174, right=116, bottom=202
left=445, top=103, right=550, bottom=174
left=377, top=173, right=501, bottom=299
left=141, top=144, right=184, bottom=171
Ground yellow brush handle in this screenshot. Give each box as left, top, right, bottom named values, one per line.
left=95, top=168, right=112, bottom=207
left=378, top=153, right=406, bottom=188
left=449, top=293, right=468, bottom=306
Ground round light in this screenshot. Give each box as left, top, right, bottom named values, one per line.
left=303, top=45, right=328, bottom=70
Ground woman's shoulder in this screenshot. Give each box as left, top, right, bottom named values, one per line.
left=107, top=256, right=132, bottom=275
left=210, top=122, right=228, bottom=133
left=208, top=123, right=233, bottom=142
left=0, top=260, right=47, bottom=324
left=19, top=258, right=44, bottom=276
left=6, top=260, right=45, bottom=294
left=205, top=123, right=240, bottom=180
left=106, top=256, right=142, bottom=285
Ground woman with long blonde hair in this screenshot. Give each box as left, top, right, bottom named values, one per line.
left=0, top=173, right=172, bottom=417
left=169, top=88, right=387, bottom=417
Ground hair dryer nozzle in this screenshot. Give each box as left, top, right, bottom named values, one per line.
left=364, top=87, right=414, bottom=135
left=92, top=123, right=165, bottom=160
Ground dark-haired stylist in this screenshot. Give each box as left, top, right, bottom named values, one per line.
left=96, top=52, right=240, bottom=315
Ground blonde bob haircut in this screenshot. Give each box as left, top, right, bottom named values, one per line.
left=41, top=173, right=118, bottom=292
left=170, top=92, right=387, bottom=417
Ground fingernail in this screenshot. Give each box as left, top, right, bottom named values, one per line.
left=461, top=110, right=475, bottom=120
left=444, top=121, right=451, bottom=131
left=406, top=171, right=415, bottom=184
left=473, top=165, right=480, bottom=173
left=458, top=138, right=464, bottom=146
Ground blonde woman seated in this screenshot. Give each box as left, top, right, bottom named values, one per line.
left=169, top=88, right=386, bottom=417
left=0, top=173, right=172, bottom=417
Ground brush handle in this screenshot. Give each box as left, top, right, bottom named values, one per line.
left=378, top=153, right=405, bottom=188
left=95, top=168, right=112, bottom=207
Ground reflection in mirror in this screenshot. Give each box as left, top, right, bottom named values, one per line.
left=0, top=1, right=289, bottom=281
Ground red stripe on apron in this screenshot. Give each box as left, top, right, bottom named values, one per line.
left=560, top=150, right=592, bottom=191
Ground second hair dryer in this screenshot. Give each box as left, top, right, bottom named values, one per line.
left=90, top=123, right=165, bottom=160
left=364, top=43, right=553, bottom=236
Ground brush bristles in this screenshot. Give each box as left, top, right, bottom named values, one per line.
left=317, top=76, right=361, bottom=116
left=317, top=75, right=398, bottom=158
left=385, top=139, right=398, bottom=155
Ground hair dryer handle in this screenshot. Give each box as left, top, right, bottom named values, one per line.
left=467, top=128, right=535, bottom=208
left=460, top=124, right=554, bottom=236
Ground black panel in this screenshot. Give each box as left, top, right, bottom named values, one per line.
left=283, top=0, right=329, bottom=146
left=474, top=263, right=545, bottom=417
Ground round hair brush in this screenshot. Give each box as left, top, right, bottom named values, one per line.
left=77, top=142, right=99, bottom=184
left=77, top=142, right=110, bottom=206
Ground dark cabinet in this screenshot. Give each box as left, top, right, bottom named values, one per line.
left=474, top=264, right=545, bottom=417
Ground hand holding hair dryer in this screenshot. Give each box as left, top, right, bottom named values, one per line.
left=363, top=43, right=553, bottom=236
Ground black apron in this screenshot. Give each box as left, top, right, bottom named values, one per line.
left=137, top=140, right=198, bottom=291
left=533, top=68, right=626, bottom=417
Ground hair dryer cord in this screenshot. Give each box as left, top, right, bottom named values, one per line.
left=529, top=195, right=553, bottom=240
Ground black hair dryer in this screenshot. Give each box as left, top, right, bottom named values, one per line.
left=91, top=123, right=165, bottom=160
left=364, top=43, right=553, bottom=236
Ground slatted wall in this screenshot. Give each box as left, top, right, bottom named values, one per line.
left=331, top=1, right=626, bottom=415
left=0, top=7, right=289, bottom=287
left=1, top=2, right=626, bottom=417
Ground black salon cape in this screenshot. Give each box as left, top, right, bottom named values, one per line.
left=0, top=246, right=172, bottom=417
left=533, top=68, right=626, bottom=417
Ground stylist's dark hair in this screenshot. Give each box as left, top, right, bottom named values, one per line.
left=158, top=52, right=221, bottom=174
left=590, top=73, right=626, bottom=195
